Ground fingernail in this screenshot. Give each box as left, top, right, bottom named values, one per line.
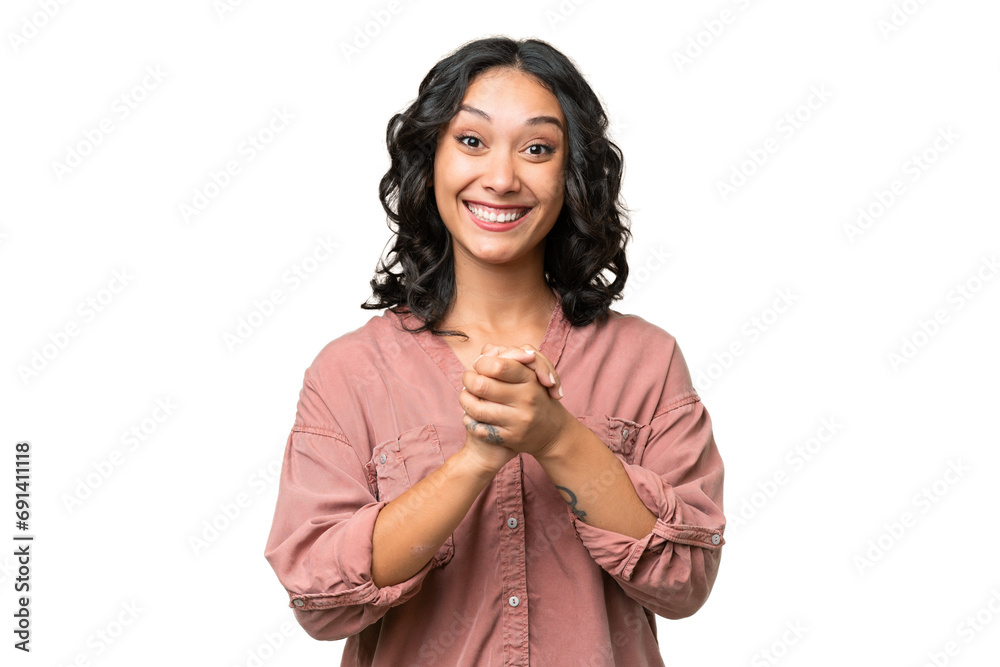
left=549, top=372, right=555, bottom=385
left=558, top=385, right=563, bottom=398
left=526, top=348, right=535, bottom=355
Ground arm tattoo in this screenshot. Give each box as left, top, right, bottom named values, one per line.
left=466, top=420, right=504, bottom=444
left=555, top=485, right=588, bottom=522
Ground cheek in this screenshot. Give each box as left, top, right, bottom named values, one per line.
left=541, top=169, right=566, bottom=207
left=434, top=150, right=474, bottom=189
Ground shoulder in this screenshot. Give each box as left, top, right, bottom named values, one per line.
left=293, top=309, right=411, bottom=430
left=301, top=309, right=415, bottom=392
left=572, top=307, right=698, bottom=410
left=587, top=307, right=680, bottom=351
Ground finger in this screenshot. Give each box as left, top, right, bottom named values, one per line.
left=460, top=386, right=492, bottom=427
left=475, top=345, right=563, bottom=400
left=471, top=355, right=535, bottom=384
left=472, top=343, right=506, bottom=370
left=462, top=413, right=506, bottom=445
left=477, top=343, right=528, bottom=367
left=508, top=345, right=562, bottom=400
left=459, top=382, right=489, bottom=413
left=496, top=347, right=534, bottom=362
left=544, top=364, right=563, bottom=400
left=477, top=343, right=502, bottom=358
left=460, top=389, right=510, bottom=437
left=462, top=371, right=526, bottom=410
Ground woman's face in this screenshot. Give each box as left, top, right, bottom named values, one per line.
left=431, top=67, right=567, bottom=272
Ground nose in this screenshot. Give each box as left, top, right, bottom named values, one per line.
left=480, top=148, right=520, bottom=194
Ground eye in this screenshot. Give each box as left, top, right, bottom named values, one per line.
left=527, top=143, right=556, bottom=156
left=455, top=133, right=482, bottom=149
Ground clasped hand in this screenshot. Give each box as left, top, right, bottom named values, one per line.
left=459, top=344, right=570, bottom=472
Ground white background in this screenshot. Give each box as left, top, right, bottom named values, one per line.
left=2, top=0, right=999, bottom=665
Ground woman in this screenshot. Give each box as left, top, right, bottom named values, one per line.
left=264, top=36, right=725, bottom=666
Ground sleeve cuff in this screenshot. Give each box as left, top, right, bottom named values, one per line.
left=568, top=463, right=724, bottom=582
left=285, top=501, right=433, bottom=611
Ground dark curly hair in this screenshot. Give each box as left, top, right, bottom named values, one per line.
left=361, top=35, right=631, bottom=340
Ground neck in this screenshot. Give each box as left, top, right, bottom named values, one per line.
left=442, top=249, right=555, bottom=335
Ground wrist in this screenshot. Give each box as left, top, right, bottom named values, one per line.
left=533, top=409, right=580, bottom=465
left=452, top=441, right=505, bottom=485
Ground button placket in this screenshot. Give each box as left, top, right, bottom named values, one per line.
left=496, top=456, right=528, bottom=663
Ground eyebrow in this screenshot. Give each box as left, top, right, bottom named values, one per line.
left=457, top=104, right=564, bottom=134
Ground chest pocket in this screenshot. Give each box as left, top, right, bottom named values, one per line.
left=365, top=423, right=455, bottom=567
left=576, top=414, right=643, bottom=464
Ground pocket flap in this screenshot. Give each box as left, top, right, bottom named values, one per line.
left=577, top=414, right=643, bottom=463
left=368, top=423, right=454, bottom=567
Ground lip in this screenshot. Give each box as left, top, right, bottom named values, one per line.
left=464, top=199, right=532, bottom=210
left=463, top=200, right=532, bottom=232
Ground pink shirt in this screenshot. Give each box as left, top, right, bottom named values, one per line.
left=264, top=288, right=726, bottom=666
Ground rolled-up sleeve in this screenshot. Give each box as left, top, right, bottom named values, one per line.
left=263, top=372, right=434, bottom=640
left=569, top=346, right=726, bottom=619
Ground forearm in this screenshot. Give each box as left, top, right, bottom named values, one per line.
left=535, top=417, right=657, bottom=540
left=371, top=447, right=494, bottom=587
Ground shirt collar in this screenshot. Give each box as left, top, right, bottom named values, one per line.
left=391, top=286, right=571, bottom=394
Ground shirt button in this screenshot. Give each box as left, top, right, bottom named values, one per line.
left=293, top=599, right=305, bottom=607
left=507, top=517, right=518, bottom=529
left=508, top=596, right=520, bottom=607
left=711, top=534, right=721, bottom=545
left=621, top=427, right=629, bottom=439
left=379, top=453, right=387, bottom=464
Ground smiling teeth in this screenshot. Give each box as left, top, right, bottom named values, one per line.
left=467, top=203, right=528, bottom=223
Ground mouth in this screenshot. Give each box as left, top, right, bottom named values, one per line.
left=464, top=200, right=532, bottom=225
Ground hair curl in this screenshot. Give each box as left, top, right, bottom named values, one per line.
left=361, top=35, right=631, bottom=339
